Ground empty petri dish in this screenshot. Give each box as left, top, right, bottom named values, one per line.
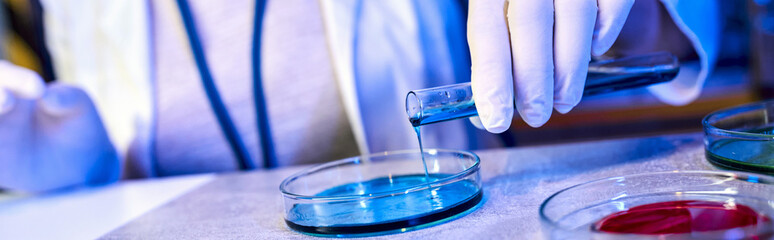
left=540, top=171, right=774, bottom=239
left=279, top=149, right=483, bottom=237
left=704, top=101, right=774, bottom=174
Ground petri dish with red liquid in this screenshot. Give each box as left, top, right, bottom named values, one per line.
left=540, top=171, right=774, bottom=239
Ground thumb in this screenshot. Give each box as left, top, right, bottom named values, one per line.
left=592, top=0, right=635, bottom=56
left=469, top=116, right=486, bottom=130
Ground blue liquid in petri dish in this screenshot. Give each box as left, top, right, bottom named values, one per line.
left=284, top=174, right=482, bottom=236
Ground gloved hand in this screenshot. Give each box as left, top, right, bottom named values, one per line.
left=468, top=0, right=634, bottom=133
left=0, top=61, right=119, bottom=192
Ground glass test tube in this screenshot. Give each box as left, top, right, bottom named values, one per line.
left=406, top=52, right=680, bottom=127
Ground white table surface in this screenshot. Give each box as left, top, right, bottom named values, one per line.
left=0, top=174, right=215, bottom=240
left=0, top=133, right=733, bottom=239
left=101, top=133, right=729, bottom=239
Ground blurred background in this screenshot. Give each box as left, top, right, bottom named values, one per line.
left=0, top=0, right=55, bottom=83
left=1, top=0, right=773, bottom=149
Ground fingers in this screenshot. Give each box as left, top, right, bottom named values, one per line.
left=553, top=0, right=597, bottom=113
left=0, top=62, right=90, bottom=116
left=38, top=83, right=91, bottom=116
left=470, top=0, right=632, bottom=129
left=592, top=0, right=634, bottom=56
left=0, top=60, right=45, bottom=99
left=0, top=88, right=15, bottom=115
left=508, top=0, right=554, bottom=127
left=468, top=0, right=514, bottom=133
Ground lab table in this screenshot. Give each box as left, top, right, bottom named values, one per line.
left=0, top=133, right=719, bottom=239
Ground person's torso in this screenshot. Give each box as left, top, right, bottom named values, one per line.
left=151, top=0, right=359, bottom=175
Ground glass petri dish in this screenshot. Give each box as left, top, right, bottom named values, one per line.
left=540, top=171, right=774, bottom=240
left=704, top=101, right=774, bottom=174
left=279, top=149, right=482, bottom=237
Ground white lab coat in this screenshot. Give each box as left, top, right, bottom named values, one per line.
left=34, top=0, right=718, bottom=177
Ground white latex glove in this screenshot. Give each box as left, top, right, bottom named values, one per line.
left=0, top=61, right=119, bottom=192
left=468, top=0, right=634, bottom=133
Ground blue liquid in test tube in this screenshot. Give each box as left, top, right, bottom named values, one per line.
left=406, top=52, right=680, bottom=127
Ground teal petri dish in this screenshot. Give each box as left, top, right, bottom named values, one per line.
left=278, top=149, right=482, bottom=237
left=704, top=101, right=774, bottom=174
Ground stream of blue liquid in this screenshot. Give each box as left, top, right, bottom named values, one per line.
left=415, top=126, right=431, bottom=179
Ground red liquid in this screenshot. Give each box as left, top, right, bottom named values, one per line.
left=594, top=200, right=771, bottom=237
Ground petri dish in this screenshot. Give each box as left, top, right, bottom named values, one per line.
left=279, top=149, right=483, bottom=237
left=540, top=171, right=774, bottom=239
left=704, top=101, right=774, bottom=174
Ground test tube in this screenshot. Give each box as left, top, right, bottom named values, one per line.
left=406, top=52, right=680, bottom=126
